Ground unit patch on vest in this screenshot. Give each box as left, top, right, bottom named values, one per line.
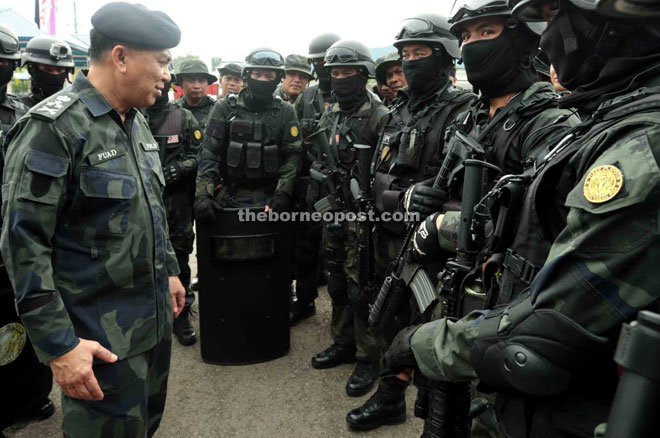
left=142, top=142, right=160, bottom=152
left=583, top=165, right=624, bottom=204
left=88, top=148, right=127, bottom=166
left=291, top=126, right=299, bottom=138
left=0, top=322, right=26, bottom=366
left=167, top=135, right=179, bottom=144
left=194, top=129, right=203, bottom=140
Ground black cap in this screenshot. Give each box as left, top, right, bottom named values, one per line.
left=91, top=2, right=181, bottom=49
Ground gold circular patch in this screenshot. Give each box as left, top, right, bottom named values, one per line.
left=291, top=126, right=299, bottom=138
left=0, top=322, right=27, bottom=366
left=194, top=130, right=202, bottom=140
left=583, top=165, right=623, bottom=204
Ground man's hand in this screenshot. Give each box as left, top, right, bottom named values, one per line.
left=50, top=339, right=118, bottom=401
left=169, top=276, right=186, bottom=318
left=403, top=178, right=448, bottom=216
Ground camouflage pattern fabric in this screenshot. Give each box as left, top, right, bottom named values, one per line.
left=0, top=73, right=179, bottom=366
left=176, top=95, right=216, bottom=129
left=61, top=334, right=171, bottom=438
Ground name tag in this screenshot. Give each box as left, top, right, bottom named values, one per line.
left=142, top=142, right=160, bottom=152
left=88, top=148, right=126, bottom=165
left=167, top=135, right=179, bottom=144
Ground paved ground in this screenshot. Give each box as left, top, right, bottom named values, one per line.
left=6, top=273, right=423, bottom=438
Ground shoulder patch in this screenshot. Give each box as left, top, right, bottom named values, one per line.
left=290, top=125, right=299, bottom=138
left=194, top=129, right=203, bottom=140
left=30, top=93, right=79, bottom=121
left=583, top=165, right=624, bottom=204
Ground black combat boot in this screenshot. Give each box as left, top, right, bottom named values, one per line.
left=311, top=343, right=356, bottom=369
left=173, top=307, right=197, bottom=346
left=346, top=361, right=381, bottom=397
left=346, top=375, right=407, bottom=430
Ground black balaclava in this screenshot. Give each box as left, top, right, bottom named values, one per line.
left=331, top=69, right=368, bottom=112
left=462, top=26, right=538, bottom=98
left=315, top=64, right=332, bottom=93
left=540, top=1, right=660, bottom=111
left=245, top=73, right=279, bottom=110
left=0, top=62, right=14, bottom=89
left=403, top=45, right=454, bottom=102
left=28, top=64, right=68, bottom=100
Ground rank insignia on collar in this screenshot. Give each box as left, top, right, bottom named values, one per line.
left=583, top=165, right=623, bottom=204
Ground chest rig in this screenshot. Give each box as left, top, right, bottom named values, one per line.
left=150, top=104, right=184, bottom=166
left=326, top=102, right=380, bottom=167
left=487, top=86, right=660, bottom=306
left=223, top=95, right=284, bottom=181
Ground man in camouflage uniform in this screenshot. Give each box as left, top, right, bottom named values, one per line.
left=275, top=54, right=313, bottom=104
left=17, top=36, right=75, bottom=108
left=295, top=33, right=341, bottom=139
left=386, top=1, right=660, bottom=437
left=346, top=14, right=477, bottom=431
left=374, top=51, right=407, bottom=107
left=194, top=48, right=301, bottom=217
left=218, top=62, right=244, bottom=99
left=143, top=77, right=203, bottom=347
left=0, top=22, right=55, bottom=435
left=175, top=59, right=217, bottom=128
left=309, top=40, right=389, bottom=398
left=0, top=4, right=186, bottom=437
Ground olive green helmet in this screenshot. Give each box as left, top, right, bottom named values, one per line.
left=394, top=14, right=461, bottom=59
left=0, top=24, right=20, bottom=61
left=175, top=59, right=217, bottom=85
left=375, top=51, right=401, bottom=85
left=21, top=36, right=74, bottom=68
left=450, top=0, right=546, bottom=37
left=308, top=33, right=341, bottom=59
left=218, top=62, right=242, bottom=78
left=242, top=47, right=285, bottom=78
left=284, top=54, right=313, bottom=78
left=324, top=40, right=376, bottom=78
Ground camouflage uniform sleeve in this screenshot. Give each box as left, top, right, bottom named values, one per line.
left=0, top=118, right=79, bottom=363
left=195, top=100, right=226, bottom=199
left=275, top=103, right=302, bottom=196
left=529, top=121, right=660, bottom=335
left=180, top=107, right=203, bottom=175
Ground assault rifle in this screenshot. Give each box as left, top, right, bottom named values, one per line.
left=368, top=131, right=487, bottom=341
left=306, top=129, right=354, bottom=215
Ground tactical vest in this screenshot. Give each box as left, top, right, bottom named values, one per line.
left=221, top=95, right=285, bottom=183
left=150, top=104, right=184, bottom=167
left=494, top=86, right=660, bottom=306
left=299, top=85, right=332, bottom=137
left=0, top=94, right=27, bottom=140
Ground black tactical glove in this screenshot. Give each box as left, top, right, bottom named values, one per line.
left=268, top=191, right=291, bottom=213
left=386, top=324, right=422, bottom=371
left=194, top=196, right=222, bottom=224
left=407, top=213, right=442, bottom=264
left=403, top=178, right=448, bottom=216
left=163, top=163, right=184, bottom=186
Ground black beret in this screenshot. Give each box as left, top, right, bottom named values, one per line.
left=91, top=2, right=181, bottom=49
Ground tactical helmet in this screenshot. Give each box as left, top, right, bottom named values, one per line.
left=218, top=62, right=242, bottom=78
left=510, top=0, right=660, bottom=19
left=308, top=33, right=341, bottom=59
left=21, top=36, right=74, bottom=68
left=450, top=0, right=546, bottom=38
left=243, top=48, right=285, bottom=78
left=394, top=14, right=461, bottom=59
left=0, top=24, right=21, bottom=61
left=284, top=54, right=313, bottom=78
left=175, top=59, right=217, bottom=85
left=324, top=40, right=376, bottom=78
left=375, top=51, right=401, bottom=85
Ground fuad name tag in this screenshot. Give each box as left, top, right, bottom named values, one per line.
left=88, top=148, right=127, bottom=165
left=142, top=142, right=160, bottom=152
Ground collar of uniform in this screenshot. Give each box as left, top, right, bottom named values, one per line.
left=74, top=73, right=115, bottom=118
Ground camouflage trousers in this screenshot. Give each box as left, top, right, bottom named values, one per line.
left=61, top=334, right=172, bottom=438
left=164, top=184, right=195, bottom=309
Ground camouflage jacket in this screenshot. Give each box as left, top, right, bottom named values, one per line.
left=0, top=73, right=180, bottom=364
left=143, top=102, right=203, bottom=179
left=195, top=89, right=302, bottom=200
left=411, top=69, right=660, bottom=388
left=0, top=91, right=29, bottom=140
left=176, top=94, right=216, bottom=129
left=274, top=83, right=298, bottom=104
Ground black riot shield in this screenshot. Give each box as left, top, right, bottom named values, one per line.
left=196, top=208, right=293, bottom=365
left=0, top=260, right=53, bottom=430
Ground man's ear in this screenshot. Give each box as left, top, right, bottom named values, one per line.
left=111, top=45, right=130, bottom=74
